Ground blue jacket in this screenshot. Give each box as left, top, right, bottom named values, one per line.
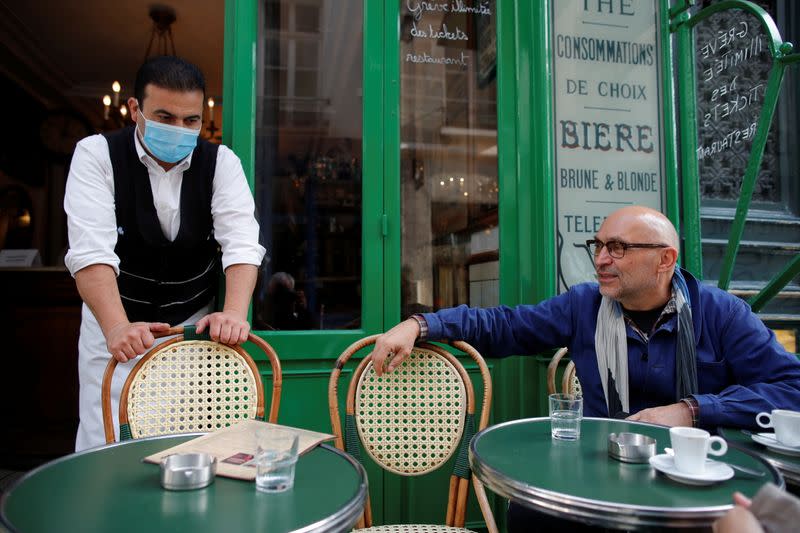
left=422, top=269, right=800, bottom=429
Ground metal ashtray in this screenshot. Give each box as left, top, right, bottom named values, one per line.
left=608, top=432, right=657, bottom=463
left=160, top=453, right=217, bottom=490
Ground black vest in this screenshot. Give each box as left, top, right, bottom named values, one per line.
left=104, top=126, right=221, bottom=325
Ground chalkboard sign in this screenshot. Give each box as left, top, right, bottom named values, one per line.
left=476, top=4, right=496, bottom=87
left=402, top=1, right=493, bottom=70
left=693, top=9, right=779, bottom=203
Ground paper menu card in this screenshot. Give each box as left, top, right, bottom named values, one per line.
left=144, top=419, right=336, bottom=480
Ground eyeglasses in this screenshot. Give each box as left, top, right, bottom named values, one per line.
left=586, top=239, right=669, bottom=259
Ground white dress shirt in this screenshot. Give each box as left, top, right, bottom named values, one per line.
left=64, top=129, right=266, bottom=276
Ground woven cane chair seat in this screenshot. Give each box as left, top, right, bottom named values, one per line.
left=568, top=366, right=583, bottom=397
left=357, top=526, right=478, bottom=533
left=355, top=347, right=467, bottom=475
left=102, top=326, right=282, bottom=443
left=126, top=340, right=259, bottom=438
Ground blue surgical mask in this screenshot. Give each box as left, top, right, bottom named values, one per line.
left=139, top=115, right=200, bottom=163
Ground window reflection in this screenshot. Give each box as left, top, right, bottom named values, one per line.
left=254, top=0, right=363, bottom=330
left=400, top=0, right=499, bottom=317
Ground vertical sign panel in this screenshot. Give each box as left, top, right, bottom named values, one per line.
left=552, top=0, right=665, bottom=292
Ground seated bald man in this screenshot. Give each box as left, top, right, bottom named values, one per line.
left=371, top=205, right=800, bottom=429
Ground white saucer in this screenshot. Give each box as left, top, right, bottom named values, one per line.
left=649, top=454, right=734, bottom=486
left=751, top=432, right=800, bottom=456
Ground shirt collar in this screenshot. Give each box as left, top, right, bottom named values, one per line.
left=623, top=288, right=678, bottom=340
left=133, top=124, right=194, bottom=172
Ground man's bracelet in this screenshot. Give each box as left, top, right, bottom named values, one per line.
left=409, top=314, right=428, bottom=340
left=680, top=397, right=699, bottom=427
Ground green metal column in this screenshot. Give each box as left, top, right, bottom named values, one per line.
left=660, top=0, right=681, bottom=233
left=524, top=2, right=557, bottom=306
left=517, top=0, right=557, bottom=424
left=674, top=8, right=702, bottom=274
left=382, top=0, right=400, bottom=330
left=223, top=0, right=257, bottom=186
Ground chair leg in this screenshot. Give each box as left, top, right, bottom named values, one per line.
left=473, top=476, right=499, bottom=533
left=446, top=476, right=458, bottom=524
left=364, top=492, right=373, bottom=527
left=454, top=477, right=469, bottom=527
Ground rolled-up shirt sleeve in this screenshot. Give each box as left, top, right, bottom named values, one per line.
left=211, top=145, right=267, bottom=270
left=64, top=135, right=121, bottom=276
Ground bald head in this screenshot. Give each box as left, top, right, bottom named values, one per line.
left=603, top=206, right=679, bottom=250
left=594, top=206, right=680, bottom=310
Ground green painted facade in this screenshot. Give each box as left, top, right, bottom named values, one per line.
left=220, top=1, right=797, bottom=530
left=218, top=1, right=673, bottom=529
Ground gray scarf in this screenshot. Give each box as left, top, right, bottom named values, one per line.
left=594, top=268, right=697, bottom=416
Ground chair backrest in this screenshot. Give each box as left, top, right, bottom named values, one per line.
left=328, top=335, right=497, bottom=532
left=546, top=347, right=582, bottom=396
left=101, top=325, right=282, bottom=443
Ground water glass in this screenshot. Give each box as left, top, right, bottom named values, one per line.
left=255, top=427, right=299, bottom=492
left=549, top=393, right=582, bottom=441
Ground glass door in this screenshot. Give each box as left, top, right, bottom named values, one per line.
left=249, top=0, right=384, bottom=357
left=398, top=1, right=500, bottom=315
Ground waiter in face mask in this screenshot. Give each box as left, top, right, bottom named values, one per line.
left=64, top=56, right=266, bottom=451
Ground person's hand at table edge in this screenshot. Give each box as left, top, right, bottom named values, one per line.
left=713, top=492, right=767, bottom=533
left=370, top=318, right=421, bottom=376
left=712, top=495, right=762, bottom=533
left=626, top=401, right=693, bottom=427
left=196, top=310, right=250, bottom=345
left=105, top=321, right=171, bottom=363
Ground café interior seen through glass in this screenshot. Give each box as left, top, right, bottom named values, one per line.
left=252, top=0, right=499, bottom=330
left=253, top=0, right=364, bottom=330
left=400, top=0, right=499, bottom=317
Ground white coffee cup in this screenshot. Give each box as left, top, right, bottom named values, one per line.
left=669, top=427, right=727, bottom=474
left=756, top=409, right=800, bottom=447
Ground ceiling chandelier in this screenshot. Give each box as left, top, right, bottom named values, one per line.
left=144, top=4, right=177, bottom=62
left=99, top=5, right=220, bottom=141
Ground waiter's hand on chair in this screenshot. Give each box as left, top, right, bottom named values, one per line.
left=196, top=311, right=250, bottom=345
left=106, top=321, right=171, bottom=363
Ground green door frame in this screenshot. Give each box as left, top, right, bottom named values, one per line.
left=223, top=0, right=386, bottom=357
left=382, top=0, right=401, bottom=330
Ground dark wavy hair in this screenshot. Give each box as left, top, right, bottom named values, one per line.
left=134, top=56, right=205, bottom=103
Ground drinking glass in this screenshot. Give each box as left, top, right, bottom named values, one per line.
left=255, top=427, right=299, bottom=492
left=549, top=393, right=582, bottom=441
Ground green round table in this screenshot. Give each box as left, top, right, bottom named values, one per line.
left=0, top=435, right=367, bottom=533
left=470, top=417, right=782, bottom=530
left=718, top=427, right=800, bottom=487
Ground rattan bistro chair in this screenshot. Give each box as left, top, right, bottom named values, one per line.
left=101, top=325, right=282, bottom=443
left=328, top=335, right=498, bottom=533
left=546, top=347, right=582, bottom=396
